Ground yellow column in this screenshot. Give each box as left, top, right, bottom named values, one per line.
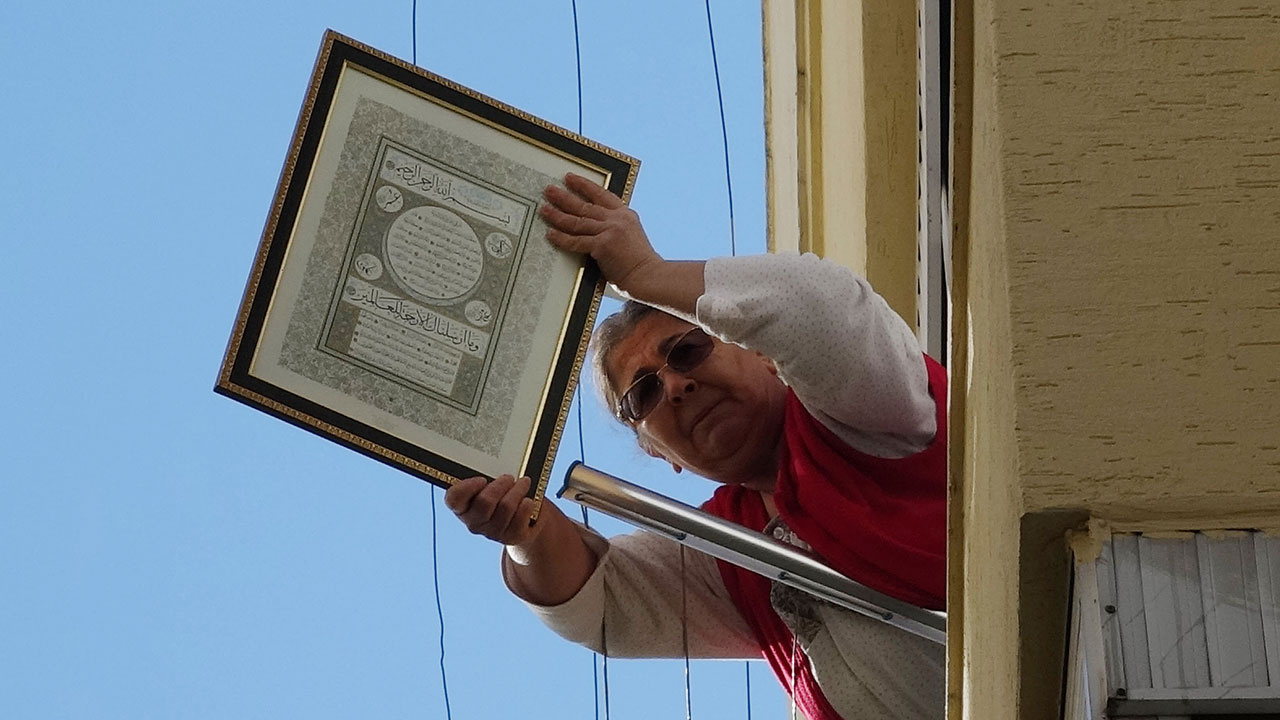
left=763, top=0, right=919, bottom=328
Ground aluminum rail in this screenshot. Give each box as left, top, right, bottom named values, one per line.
left=558, top=462, right=946, bottom=645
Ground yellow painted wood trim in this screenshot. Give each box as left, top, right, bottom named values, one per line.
left=766, top=0, right=919, bottom=324
left=947, top=0, right=974, bottom=714
left=798, top=0, right=823, bottom=258
left=857, top=0, right=920, bottom=326
left=763, top=0, right=801, bottom=254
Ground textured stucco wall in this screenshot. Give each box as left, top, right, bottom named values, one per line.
left=956, top=0, right=1280, bottom=716
left=997, top=2, right=1280, bottom=520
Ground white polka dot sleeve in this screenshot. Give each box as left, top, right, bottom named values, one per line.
left=695, top=252, right=937, bottom=458
left=502, top=523, right=760, bottom=659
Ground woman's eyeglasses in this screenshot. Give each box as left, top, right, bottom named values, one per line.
left=617, top=326, right=715, bottom=424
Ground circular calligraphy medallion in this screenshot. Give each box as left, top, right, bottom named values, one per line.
left=375, top=186, right=404, bottom=213
left=465, top=300, right=493, bottom=327
left=485, top=232, right=514, bottom=260
left=353, top=253, right=383, bottom=281
left=385, top=206, right=483, bottom=303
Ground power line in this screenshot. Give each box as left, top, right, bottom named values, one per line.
left=704, top=0, right=737, bottom=257
left=413, top=8, right=453, bottom=720
left=569, top=3, right=611, bottom=719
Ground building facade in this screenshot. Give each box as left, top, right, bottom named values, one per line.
left=763, top=0, right=1280, bottom=716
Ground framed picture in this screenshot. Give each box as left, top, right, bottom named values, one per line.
left=216, top=30, right=639, bottom=516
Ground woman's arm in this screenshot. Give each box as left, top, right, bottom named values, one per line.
left=505, top=525, right=760, bottom=659
left=539, top=173, right=935, bottom=455
left=695, top=252, right=936, bottom=455
left=446, top=474, right=758, bottom=658
left=445, top=475, right=596, bottom=606
left=540, top=173, right=705, bottom=319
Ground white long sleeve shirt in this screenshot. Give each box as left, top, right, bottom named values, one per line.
left=503, top=253, right=946, bottom=719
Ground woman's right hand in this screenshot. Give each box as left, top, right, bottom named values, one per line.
left=444, top=474, right=543, bottom=548
left=446, top=474, right=598, bottom=605
left=540, top=173, right=664, bottom=295
left=540, top=173, right=707, bottom=317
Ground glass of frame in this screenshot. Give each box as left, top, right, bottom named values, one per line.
left=216, top=30, right=639, bottom=516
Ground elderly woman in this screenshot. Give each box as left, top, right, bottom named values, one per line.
left=445, top=174, right=947, bottom=720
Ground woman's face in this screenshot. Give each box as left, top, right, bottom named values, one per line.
left=605, top=313, right=788, bottom=489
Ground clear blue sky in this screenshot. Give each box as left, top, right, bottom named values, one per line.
left=0, top=1, right=783, bottom=718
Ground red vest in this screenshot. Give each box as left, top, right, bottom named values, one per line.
left=701, top=355, right=948, bottom=720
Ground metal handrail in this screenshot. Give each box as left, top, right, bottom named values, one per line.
left=558, top=462, right=946, bottom=645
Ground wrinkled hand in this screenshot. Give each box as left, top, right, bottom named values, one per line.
left=540, top=173, right=663, bottom=294
left=444, top=474, right=542, bottom=548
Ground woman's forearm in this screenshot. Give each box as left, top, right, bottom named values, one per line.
left=503, top=502, right=599, bottom=606
left=617, top=259, right=706, bottom=320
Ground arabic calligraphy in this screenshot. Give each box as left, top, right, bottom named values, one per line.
left=379, top=147, right=529, bottom=232
left=390, top=163, right=511, bottom=224
left=385, top=206, right=484, bottom=302
left=342, top=277, right=489, bottom=358
left=374, top=185, right=404, bottom=213
left=465, top=299, right=493, bottom=327
left=353, top=252, right=383, bottom=281
left=485, top=231, right=514, bottom=260
left=347, top=312, right=462, bottom=396
left=313, top=136, right=542, bottom=413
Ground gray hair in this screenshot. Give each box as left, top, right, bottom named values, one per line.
left=590, top=300, right=668, bottom=424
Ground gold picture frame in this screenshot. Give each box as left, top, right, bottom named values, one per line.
left=216, top=30, right=639, bottom=516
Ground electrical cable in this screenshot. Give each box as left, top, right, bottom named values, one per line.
left=407, top=4, right=753, bottom=719
left=413, top=8, right=452, bottom=719
left=430, top=488, right=454, bottom=720
left=681, top=546, right=693, bottom=720
left=569, top=4, right=610, bottom=720
left=404, top=5, right=752, bottom=720
left=572, top=0, right=584, bottom=137
left=702, top=4, right=756, bottom=716
left=704, top=0, right=737, bottom=256
left=579, top=401, right=599, bottom=720
left=575, top=396, right=602, bottom=720
left=790, top=634, right=799, bottom=720
left=574, top=397, right=612, bottom=720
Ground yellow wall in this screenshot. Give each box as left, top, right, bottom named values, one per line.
left=951, top=0, right=1280, bottom=716
left=763, top=0, right=918, bottom=327
left=948, top=0, right=1029, bottom=707
left=994, top=5, right=1280, bottom=525
left=766, top=1, right=1279, bottom=715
